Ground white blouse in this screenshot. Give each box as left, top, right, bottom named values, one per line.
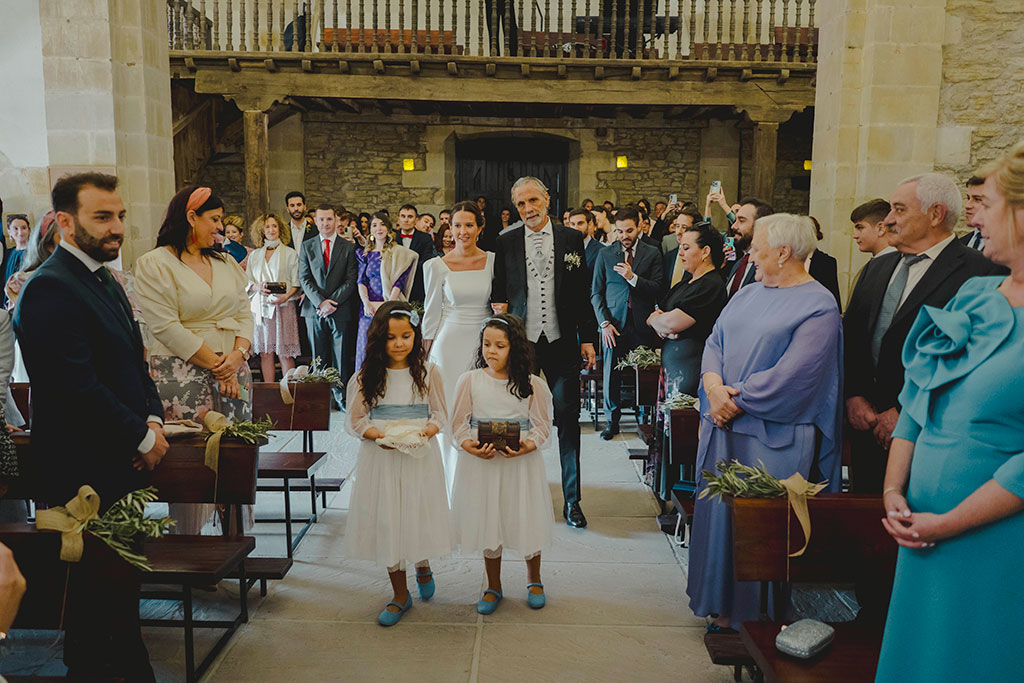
left=134, top=246, right=254, bottom=360
left=246, top=244, right=299, bottom=321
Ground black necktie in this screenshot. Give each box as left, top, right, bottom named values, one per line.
left=95, top=266, right=132, bottom=323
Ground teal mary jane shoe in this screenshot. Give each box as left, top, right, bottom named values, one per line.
left=378, top=594, right=413, bottom=627
left=417, top=571, right=435, bottom=601
left=477, top=589, right=503, bottom=615
left=526, top=583, right=546, bottom=609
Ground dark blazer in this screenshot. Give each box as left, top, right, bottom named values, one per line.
left=591, top=239, right=664, bottom=338
left=844, top=238, right=1004, bottom=412
left=584, top=236, right=604, bottom=274
left=398, top=230, right=436, bottom=302
left=808, top=249, right=843, bottom=312
left=298, top=233, right=359, bottom=323
left=491, top=222, right=597, bottom=346
left=663, top=247, right=680, bottom=284
left=640, top=234, right=660, bottom=250
left=13, top=247, right=163, bottom=509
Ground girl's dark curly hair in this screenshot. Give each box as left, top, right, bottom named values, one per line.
left=157, top=185, right=226, bottom=260
left=358, top=300, right=429, bottom=408
left=473, top=313, right=534, bottom=400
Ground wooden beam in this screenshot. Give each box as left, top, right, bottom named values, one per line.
left=752, top=121, right=780, bottom=203
left=312, top=97, right=336, bottom=112
left=336, top=98, right=361, bottom=114
left=172, top=99, right=212, bottom=136
left=243, top=109, right=270, bottom=226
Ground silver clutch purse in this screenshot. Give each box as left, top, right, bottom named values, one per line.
left=775, top=619, right=835, bottom=659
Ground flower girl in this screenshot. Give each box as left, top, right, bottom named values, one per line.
left=449, top=314, right=555, bottom=613
left=345, top=301, right=452, bottom=626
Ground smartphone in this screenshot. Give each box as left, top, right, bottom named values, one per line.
left=710, top=180, right=722, bottom=195
left=724, top=236, right=735, bottom=249
left=668, top=193, right=678, bottom=205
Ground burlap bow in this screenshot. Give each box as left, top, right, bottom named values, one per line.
left=35, top=485, right=101, bottom=562
left=204, top=410, right=232, bottom=475
left=279, top=365, right=310, bottom=404
left=780, top=472, right=827, bottom=558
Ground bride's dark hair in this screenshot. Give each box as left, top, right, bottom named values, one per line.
left=474, top=314, right=534, bottom=400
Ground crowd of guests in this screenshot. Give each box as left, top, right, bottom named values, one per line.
left=0, top=136, right=1023, bottom=679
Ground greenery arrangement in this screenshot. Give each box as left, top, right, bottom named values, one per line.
left=661, top=392, right=699, bottom=412
left=409, top=300, right=425, bottom=315
left=699, top=460, right=828, bottom=501
left=615, top=346, right=660, bottom=370
left=211, top=416, right=275, bottom=444
left=298, top=356, right=345, bottom=389
left=88, top=487, right=175, bottom=571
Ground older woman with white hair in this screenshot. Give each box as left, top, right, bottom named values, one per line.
left=687, top=213, right=844, bottom=632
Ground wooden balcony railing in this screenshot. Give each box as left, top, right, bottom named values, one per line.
left=167, top=0, right=818, bottom=64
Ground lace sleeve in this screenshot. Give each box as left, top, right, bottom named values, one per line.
left=527, top=375, right=554, bottom=450
left=344, top=375, right=373, bottom=439
left=448, top=370, right=475, bottom=447
left=426, top=363, right=448, bottom=431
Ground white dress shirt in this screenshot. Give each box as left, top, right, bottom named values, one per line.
left=524, top=219, right=561, bottom=343
left=319, top=233, right=338, bottom=267
left=965, top=229, right=985, bottom=251
left=619, top=242, right=639, bottom=287
left=873, top=246, right=898, bottom=259
left=888, top=234, right=956, bottom=308
left=291, top=220, right=308, bottom=250
left=59, top=241, right=163, bottom=453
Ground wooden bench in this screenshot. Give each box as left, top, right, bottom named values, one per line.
left=580, top=359, right=603, bottom=431
left=659, top=407, right=699, bottom=507
left=4, top=432, right=262, bottom=683
left=727, top=494, right=897, bottom=682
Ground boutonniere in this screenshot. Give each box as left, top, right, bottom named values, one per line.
left=564, top=252, right=582, bottom=270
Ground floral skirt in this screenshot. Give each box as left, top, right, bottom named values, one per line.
left=252, top=303, right=301, bottom=358
left=149, top=355, right=254, bottom=534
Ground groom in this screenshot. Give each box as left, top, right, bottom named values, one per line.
left=492, top=177, right=597, bottom=528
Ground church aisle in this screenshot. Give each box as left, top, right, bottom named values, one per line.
left=201, top=418, right=734, bottom=682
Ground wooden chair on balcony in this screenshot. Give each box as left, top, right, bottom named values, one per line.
left=322, top=28, right=465, bottom=55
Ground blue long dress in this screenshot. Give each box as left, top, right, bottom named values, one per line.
left=686, top=280, right=843, bottom=628
left=876, top=277, right=1024, bottom=682
left=355, top=249, right=411, bottom=369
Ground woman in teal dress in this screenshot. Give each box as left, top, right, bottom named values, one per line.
left=876, top=144, right=1024, bottom=682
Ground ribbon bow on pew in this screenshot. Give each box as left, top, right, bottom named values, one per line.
left=35, top=485, right=101, bottom=562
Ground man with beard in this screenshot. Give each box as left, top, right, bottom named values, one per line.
left=285, top=190, right=316, bottom=250
left=13, top=173, right=167, bottom=681
left=724, top=197, right=774, bottom=297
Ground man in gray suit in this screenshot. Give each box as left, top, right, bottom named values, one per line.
left=591, top=205, right=664, bottom=439
left=298, top=205, right=359, bottom=409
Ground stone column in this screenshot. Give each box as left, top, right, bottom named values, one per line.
left=243, top=110, right=270, bottom=226
left=809, top=0, right=948, bottom=300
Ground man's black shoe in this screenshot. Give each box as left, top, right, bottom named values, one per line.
left=600, top=423, right=619, bottom=440
left=565, top=502, right=588, bottom=528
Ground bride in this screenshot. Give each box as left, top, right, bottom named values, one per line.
left=422, top=201, right=495, bottom=497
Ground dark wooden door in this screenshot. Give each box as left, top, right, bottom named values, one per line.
left=455, top=137, right=569, bottom=248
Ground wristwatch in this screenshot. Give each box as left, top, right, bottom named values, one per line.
left=235, top=346, right=251, bottom=360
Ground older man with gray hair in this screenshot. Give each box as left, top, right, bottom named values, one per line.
left=843, top=172, right=1004, bottom=493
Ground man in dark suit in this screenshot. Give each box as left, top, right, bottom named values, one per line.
left=14, top=173, right=168, bottom=681
left=591, top=206, right=664, bottom=440
left=566, top=207, right=604, bottom=275
left=844, top=173, right=1004, bottom=492
left=724, top=198, right=774, bottom=297
left=961, top=175, right=986, bottom=251
left=299, top=205, right=359, bottom=408
left=396, top=203, right=436, bottom=303
left=492, top=177, right=597, bottom=528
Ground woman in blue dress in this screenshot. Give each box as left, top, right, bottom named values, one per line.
left=687, top=214, right=843, bottom=631
left=355, top=212, right=417, bottom=369
left=876, top=144, right=1024, bottom=682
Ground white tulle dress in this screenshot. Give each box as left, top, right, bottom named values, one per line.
left=422, top=253, right=495, bottom=499
left=449, top=369, right=555, bottom=557
left=344, top=364, right=453, bottom=568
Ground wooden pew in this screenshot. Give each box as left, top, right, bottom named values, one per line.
left=727, top=494, right=897, bottom=682
left=2, top=432, right=262, bottom=683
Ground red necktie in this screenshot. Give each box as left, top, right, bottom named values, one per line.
left=625, top=246, right=634, bottom=267
left=729, top=253, right=749, bottom=296
left=323, top=238, right=331, bottom=270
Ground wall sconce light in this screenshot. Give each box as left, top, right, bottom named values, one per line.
left=402, top=158, right=416, bottom=171
left=803, top=159, right=812, bottom=171
left=616, top=155, right=628, bottom=169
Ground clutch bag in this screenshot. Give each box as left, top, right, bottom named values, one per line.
left=775, top=619, right=834, bottom=659
left=265, top=281, right=288, bottom=294
left=477, top=420, right=521, bottom=451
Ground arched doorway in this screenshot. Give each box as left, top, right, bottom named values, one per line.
left=455, top=135, right=570, bottom=248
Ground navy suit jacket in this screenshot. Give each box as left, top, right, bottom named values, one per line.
left=13, top=246, right=163, bottom=508
left=398, top=230, right=436, bottom=302
left=298, top=234, right=359, bottom=323
left=583, top=236, right=604, bottom=274
left=591, top=239, right=664, bottom=338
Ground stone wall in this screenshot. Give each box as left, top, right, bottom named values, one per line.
left=196, top=158, right=244, bottom=214
left=593, top=124, right=704, bottom=205
left=934, top=0, right=1024, bottom=181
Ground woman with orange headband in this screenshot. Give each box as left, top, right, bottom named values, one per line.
left=133, top=185, right=255, bottom=534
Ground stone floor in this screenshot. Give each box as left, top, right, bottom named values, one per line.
left=2, top=417, right=738, bottom=682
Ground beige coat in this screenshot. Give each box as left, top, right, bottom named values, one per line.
left=380, top=244, right=418, bottom=300
left=134, top=246, right=254, bottom=360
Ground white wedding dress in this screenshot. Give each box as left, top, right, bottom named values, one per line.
left=422, top=252, right=495, bottom=498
